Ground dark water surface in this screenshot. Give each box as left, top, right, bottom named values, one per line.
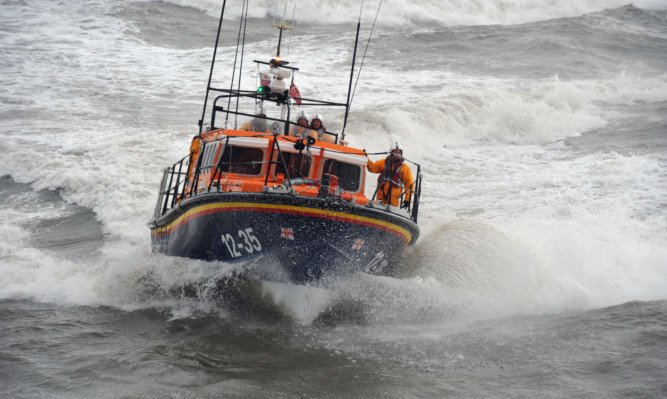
left=2, top=299, right=666, bottom=398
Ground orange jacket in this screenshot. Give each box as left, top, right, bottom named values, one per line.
left=367, top=157, right=414, bottom=207
left=290, top=125, right=314, bottom=139
left=309, top=128, right=335, bottom=143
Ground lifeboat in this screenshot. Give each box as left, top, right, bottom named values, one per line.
left=149, top=4, right=423, bottom=284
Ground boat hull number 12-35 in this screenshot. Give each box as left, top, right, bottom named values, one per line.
left=221, top=228, right=262, bottom=258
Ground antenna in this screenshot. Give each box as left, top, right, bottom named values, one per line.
left=271, top=19, right=294, bottom=61
left=287, top=2, right=296, bottom=56
left=347, top=0, right=383, bottom=130
left=272, top=1, right=278, bottom=25
left=270, top=0, right=279, bottom=53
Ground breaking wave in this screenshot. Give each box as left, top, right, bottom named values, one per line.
left=351, top=73, right=667, bottom=147
left=164, top=0, right=666, bottom=26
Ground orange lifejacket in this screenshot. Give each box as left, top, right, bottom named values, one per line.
left=367, top=156, right=414, bottom=207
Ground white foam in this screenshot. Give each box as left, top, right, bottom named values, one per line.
left=165, top=0, right=665, bottom=26
left=0, top=224, right=236, bottom=317
left=0, top=223, right=100, bottom=305
left=261, top=281, right=339, bottom=324
left=349, top=73, right=667, bottom=150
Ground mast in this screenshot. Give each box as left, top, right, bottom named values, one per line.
left=198, top=1, right=227, bottom=136
left=342, top=21, right=361, bottom=141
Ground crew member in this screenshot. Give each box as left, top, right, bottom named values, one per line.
left=366, top=142, right=414, bottom=208
left=290, top=111, right=313, bottom=138
left=308, top=114, right=334, bottom=143
left=240, top=110, right=270, bottom=133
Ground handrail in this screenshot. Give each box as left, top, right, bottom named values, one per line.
left=209, top=90, right=345, bottom=142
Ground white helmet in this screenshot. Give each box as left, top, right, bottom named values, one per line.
left=312, top=114, right=324, bottom=125
left=297, top=110, right=309, bottom=122
left=389, top=142, right=403, bottom=154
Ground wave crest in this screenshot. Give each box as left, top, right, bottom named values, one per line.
left=163, top=0, right=663, bottom=26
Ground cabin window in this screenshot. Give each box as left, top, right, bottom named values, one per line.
left=321, top=159, right=361, bottom=192
left=218, top=146, right=264, bottom=175
left=274, top=152, right=312, bottom=179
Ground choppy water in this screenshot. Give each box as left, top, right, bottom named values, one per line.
left=1, top=1, right=666, bottom=397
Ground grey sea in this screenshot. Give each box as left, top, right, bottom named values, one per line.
left=1, top=1, right=666, bottom=398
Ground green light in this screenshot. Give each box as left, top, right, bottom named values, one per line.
left=257, top=86, right=266, bottom=94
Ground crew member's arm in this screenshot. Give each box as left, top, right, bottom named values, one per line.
left=366, top=158, right=385, bottom=173
left=401, top=164, right=414, bottom=202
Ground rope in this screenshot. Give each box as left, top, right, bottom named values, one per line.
left=226, top=0, right=248, bottom=128
left=350, top=0, right=383, bottom=110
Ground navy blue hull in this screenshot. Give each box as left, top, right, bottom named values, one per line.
left=150, top=192, right=419, bottom=284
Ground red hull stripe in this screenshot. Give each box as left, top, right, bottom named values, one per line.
left=152, top=202, right=411, bottom=244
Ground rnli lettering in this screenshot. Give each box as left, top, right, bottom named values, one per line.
left=221, top=228, right=262, bottom=259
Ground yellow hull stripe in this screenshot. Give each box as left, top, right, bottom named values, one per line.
left=152, top=202, right=412, bottom=244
